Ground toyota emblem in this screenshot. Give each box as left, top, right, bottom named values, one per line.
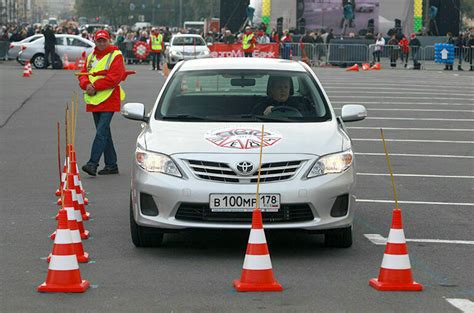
left=236, top=161, right=254, bottom=176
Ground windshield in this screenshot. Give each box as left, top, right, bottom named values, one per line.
left=172, top=36, right=206, bottom=46
left=155, top=70, right=331, bottom=123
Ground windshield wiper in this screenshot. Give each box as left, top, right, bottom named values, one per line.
left=239, top=114, right=293, bottom=122
left=161, top=114, right=215, bottom=121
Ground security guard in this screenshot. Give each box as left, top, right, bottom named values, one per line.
left=79, top=30, right=125, bottom=176
left=242, top=26, right=256, bottom=57
left=149, top=27, right=163, bottom=70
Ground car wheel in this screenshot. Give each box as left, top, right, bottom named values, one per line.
left=130, top=193, right=164, bottom=247
left=31, top=54, right=46, bottom=69
left=324, top=226, right=352, bottom=248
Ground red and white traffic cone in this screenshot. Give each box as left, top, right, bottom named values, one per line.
left=369, top=209, right=423, bottom=291
left=370, top=63, right=381, bottom=70
left=49, top=190, right=89, bottom=263
left=362, top=63, right=371, bottom=71
left=38, top=209, right=89, bottom=293
left=22, top=62, right=31, bottom=77
left=27, top=60, right=33, bottom=75
left=55, top=144, right=71, bottom=197
left=69, top=152, right=90, bottom=219
left=233, top=209, right=283, bottom=292
left=346, top=64, right=359, bottom=72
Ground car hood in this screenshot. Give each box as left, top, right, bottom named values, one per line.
left=143, top=121, right=344, bottom=156
left=170, top=45, right=209, bottom=53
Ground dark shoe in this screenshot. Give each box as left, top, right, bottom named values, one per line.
left=98, top=166, right=119, bottom=175
left=82, top=164, right=97, bottom=176
left=458, top=66, right=464, bottom=71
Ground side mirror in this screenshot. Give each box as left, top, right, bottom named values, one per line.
left=121, top=102, right=147, bottom=122
left=341, top=104, right=367, bottom=122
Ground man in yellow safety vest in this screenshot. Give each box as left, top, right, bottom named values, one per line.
left=242, top=26, right=256, bottom=57
left=149, top=27, right=164, bottom=70
left=78, top=29, right=126, bottom=176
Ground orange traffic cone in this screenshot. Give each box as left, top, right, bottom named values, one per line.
left=369, top=209, right=423, bottom=291
left=38, top=209, right=90, bottom=293
left=371, top=63, right=381, bottom=70
left=346, top=64, right=359, bottom=72
left=163, top=63, right=170, bottom=77
left=48, top=190, right=89, bottom=263
left=27, top=61, right=33, bottom=75
left=68, top=156, right=90, bottom=220
left=55, top=144, right=71, bottom=197
left=362, top=63, right=370, bottom=71
left=233, top=209, right=283, bottom=292
left=63, top=54, right=70, bottom=70
left=69, top=150, right=89, bottom=206
left=22, top=63, right=31, bottom=77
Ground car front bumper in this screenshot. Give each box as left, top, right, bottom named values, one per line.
left=131, top=156, right=356, bottom=231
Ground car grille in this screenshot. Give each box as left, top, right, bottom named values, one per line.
left=175, top=203, right=314, bottom=223
left=185, top=159, right=303, bottom=183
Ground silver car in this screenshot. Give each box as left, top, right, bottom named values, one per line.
left=7, top=34, right=43, bottom=63
left=164, top=34, right=210, bottom=69
left=18, top=34, right=94, bottom=69
left=122, top=58, right=367, bottom=248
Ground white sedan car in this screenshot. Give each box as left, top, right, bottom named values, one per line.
left=122, top=58, right=366, bottom=248
left=7, top=34, right=43, bottom=63
left=164, top=34, right=210, bottom=69
left=17, top=34, right=94, bottom=69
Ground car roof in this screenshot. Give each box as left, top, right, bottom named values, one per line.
left=179, top=58, right=307, bottom=72
left=173, top=34, right=204, bottom=38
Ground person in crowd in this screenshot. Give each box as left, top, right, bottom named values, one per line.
left=467, top=32, right=474, bottom=71
left=445, top=32, right=455, bottom=70
left=242, top=26, right=256, bottom=57
left=252, top=76, right=313, bottom=116
left=455, top=33, right=465, bottom=71
left=205, top=31, right=215, bottom=44
left=409, top=33, right=421, bottom=69
left=280, top=30, right=293, bottom=60
left=79, top=30, right=125, bottom=176
left=223, top=30, right=235, bottom=44
left=341, top=0, right=354, bottom=36
left=300, top=30, right=315, bottom=62
left=42, top=25, right=56, bottom=69
left=256, top=30, right=270, bottom=44
left=372, top=33, right=385, bottom=65
left=387, top=34, right=399, bottom=67
left=399, top=35, right=410, bottom=68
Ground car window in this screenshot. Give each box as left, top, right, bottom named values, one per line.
left=66, top=37, right=90, bottom=47
left=156, top=70, right=331, bottom=122
left=172, top=37, right=205, bottom=46
left=56, top=37, right=65, bottom=45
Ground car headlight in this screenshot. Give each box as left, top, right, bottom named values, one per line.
left=307, top=149, right=353, bottom=178
left=171, top=50, right=182, bottom=57
left=200, top=50, right=210, bottom=56
left=135, top=148, right=182, bottom=177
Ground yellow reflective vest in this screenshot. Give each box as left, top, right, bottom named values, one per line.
left=151, top=34, right=163, bottom=51
left=84, top=50, right=126, bottom=105
left=242, top=33, right=255, bottom=50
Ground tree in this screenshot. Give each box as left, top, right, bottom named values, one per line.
left=460, top=0, right=474, bottom=20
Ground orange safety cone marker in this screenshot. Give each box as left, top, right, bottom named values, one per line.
left=163, top=63, right=170, bottom=77
left=369, top=208, right=423, bottom=291
left=69, top=156, right=90, bottom=220
left=362, top=63, right=370, bottom=71
left=38, top=209, right=90, bottom=293
left=233, top=209, right=283, bottom=292
left=27, top=61, right=33, bottom=75
left=55, top=144, right=71, bottom=197
left=63, top=54, right=71, bottom=70
left=50, top=190, right=89, bottom=262
left=346, top=64, right=359, bottom=72
left=371, top=63, right=381, bottom=70
left=22, top=62, right=31, bottom=77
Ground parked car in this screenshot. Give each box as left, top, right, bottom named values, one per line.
left=8, top=34, right=43, bottom=63
left=121, top=58, right=367, bottom=248
left=164, top=34, right=210, bottom=69
left=17, top=34, right=94, bottom=69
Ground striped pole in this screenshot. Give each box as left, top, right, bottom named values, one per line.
left=262, top=0, right=271, bottom=34
left=414, top=0, right=423, bottom=33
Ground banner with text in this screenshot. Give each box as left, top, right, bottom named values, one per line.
left=209, top=43, right=280, bottom=58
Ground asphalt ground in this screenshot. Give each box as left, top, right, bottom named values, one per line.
left=0, top=61, right=473, bottom=312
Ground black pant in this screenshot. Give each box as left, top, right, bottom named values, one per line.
left=244, top=52, right=253, bottom=57
left=151, top=52, right=161, bottom=69
left=372, top=50, right=381, bottom=63
left=44, top=47, right=55, bottom=68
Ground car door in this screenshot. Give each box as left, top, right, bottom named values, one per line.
left=54, top=37, right=66, bottom=60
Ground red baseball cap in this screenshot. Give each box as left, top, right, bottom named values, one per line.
left=95, top=30, right=110, bottom=40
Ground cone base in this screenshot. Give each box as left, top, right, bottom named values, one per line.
left=369, top=278, right=423, bottom=291
left=84, top=198, right=89, bottom=205
left=82, top=212, right=90, bottom=220
left=55, top=189, right=61, bottom=196
left=37, top=280, right=90, bottom=293
left=233, top=279, right=283, bottom=292
left=80, top=230, right=90, bottom=239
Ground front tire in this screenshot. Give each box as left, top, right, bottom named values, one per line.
left=130, top=194, right=164, bottom=247
left=31, top=54, right=46, bottom=69
left=324, top=226, right=353, bottom=248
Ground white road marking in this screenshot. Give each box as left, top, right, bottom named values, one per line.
left=446, top=298, right=474, bottom=313
left=330, top=96, right=473, bottom=101
left=334, top=108, right=473, bottom=112
left=356, top=199, right=474, bottom=206
left=364, top=234, right=474, bottom=246
left=326, top=90, right=474, bottom=96
left=348, top=127, right=474, bottom=132
left=357, top=173, right=474, bottom=179
left=366, top=117, right=474, bottom=121
left=331, top=101, right=474, bottom=107
left=355, top=152, right=474, bottom=159
left=353, top=138, right=474, bottom=144
left=324, top=85, right=474, bottom=91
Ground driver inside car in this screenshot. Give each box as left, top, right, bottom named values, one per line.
left=252, top=76, right=314, bottom=117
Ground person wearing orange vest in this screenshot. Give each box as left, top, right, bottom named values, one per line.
left=149, top=27, right=164, bottom=70
left=242, top=26, right=256, bottom=57
left=78, top=30, right=125, bottom=176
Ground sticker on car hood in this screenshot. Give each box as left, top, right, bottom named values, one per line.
left=205, top=127, right=282, bottom=150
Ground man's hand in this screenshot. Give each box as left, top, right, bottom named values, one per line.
left=86, top=84, right=96, bottom=96
left=263, top=106, right=274, bottom=116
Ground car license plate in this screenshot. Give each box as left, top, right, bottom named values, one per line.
left=210, top=194, right=280, bottom=212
